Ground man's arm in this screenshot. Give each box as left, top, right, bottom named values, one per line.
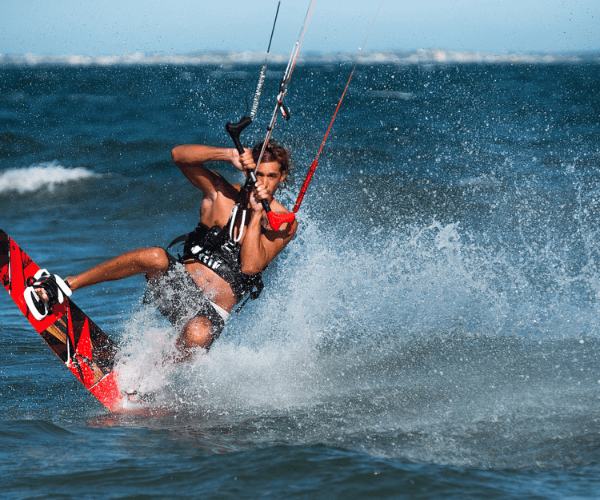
left=239, top=197, right=297, bottom=275
left=171, top=145, right=242, bottom=197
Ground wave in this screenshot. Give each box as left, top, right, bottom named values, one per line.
left=0, top=50, right=598, bottom=67
left=0, top=161, right=100, bottom=194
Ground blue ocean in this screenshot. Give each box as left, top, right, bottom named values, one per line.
left=1, top=50, right=600, bottom=499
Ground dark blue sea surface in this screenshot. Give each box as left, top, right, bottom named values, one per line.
left=1, top=55, right=600, bottom=498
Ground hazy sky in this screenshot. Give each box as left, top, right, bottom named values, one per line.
left=2, top=0, right=599, bottom=56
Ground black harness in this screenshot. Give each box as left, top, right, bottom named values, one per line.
left=168, top=178, right=264, bottom=304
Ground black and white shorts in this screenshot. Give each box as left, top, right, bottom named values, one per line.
left=144, top=251, right=227, bottom=339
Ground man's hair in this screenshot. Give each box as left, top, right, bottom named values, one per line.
left=252, top=140, right=292, bottom=174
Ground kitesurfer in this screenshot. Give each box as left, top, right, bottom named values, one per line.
left=26, top=141, right=296, bottom=362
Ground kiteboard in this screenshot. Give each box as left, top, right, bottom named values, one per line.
left=0, top=229, right=125, bottom=411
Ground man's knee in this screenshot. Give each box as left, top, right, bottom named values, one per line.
left=142, top=246, right=168, bottom=266
left=178, top=317, right=214, bottom=352
left=140, top=247, right=169, bottom=278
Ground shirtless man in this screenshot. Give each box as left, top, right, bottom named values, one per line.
left=25, top=141, right=296, bottom=361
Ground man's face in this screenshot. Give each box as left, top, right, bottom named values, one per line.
left=255, top=161, right=286, bottom=200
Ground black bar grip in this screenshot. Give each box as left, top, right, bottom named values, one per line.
left=225, top=116, right=270, bottom=214
left=225, top=116, right=253, bottom=154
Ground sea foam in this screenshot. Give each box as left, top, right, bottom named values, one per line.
left=0, top=161, right=100, bottom=194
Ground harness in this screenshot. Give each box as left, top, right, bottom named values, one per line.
left=168, top=178, right=264, bottom=305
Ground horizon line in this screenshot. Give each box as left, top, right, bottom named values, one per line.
left=1, top=49, right=599, bottom=67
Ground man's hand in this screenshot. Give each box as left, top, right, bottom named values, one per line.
left=230, top=148, right=256, bottom=172
left=249, top=183, right=268, bottom=213
left=233, top=149, right=266, bottom=212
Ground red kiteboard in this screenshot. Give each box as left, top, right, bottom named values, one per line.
left=0, top=229, right=124, bottom=411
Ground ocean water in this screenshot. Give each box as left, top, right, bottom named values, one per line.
left=1, top=51, right=600, bottom=498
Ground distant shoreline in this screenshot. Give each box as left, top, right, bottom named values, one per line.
left=1, top=50, right=599, bottom=67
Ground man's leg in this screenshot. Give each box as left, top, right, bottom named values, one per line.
left=66, top=247, right=170, bottom=291
left=35, top=247, right=170, bottom=303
